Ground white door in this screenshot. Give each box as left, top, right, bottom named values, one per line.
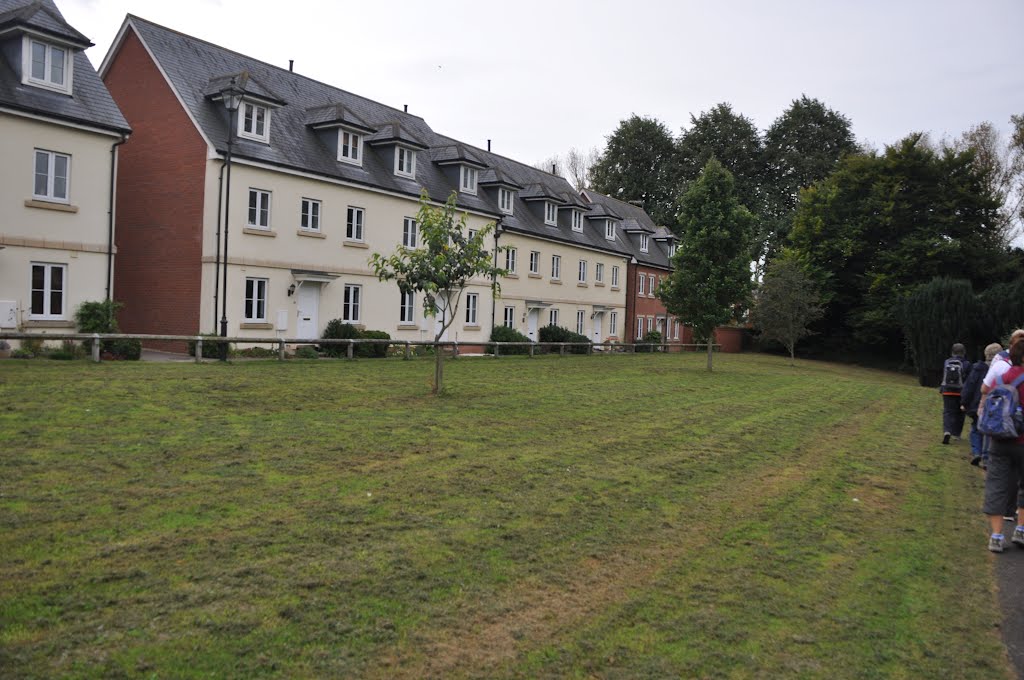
left=296, top=283, right=320, bottom=339
left=527, top=309, right=539, bottom=340
left=592, top=312, right=603, bottom=344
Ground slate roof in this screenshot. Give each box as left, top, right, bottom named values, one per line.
left=118, top=15, right=667, bottom=263
left=581, top=189, right=676, bottom=269
left=0, top=0, right=129, bottom=133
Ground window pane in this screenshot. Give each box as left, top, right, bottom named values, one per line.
left=34, top=152, right=49, bottom=196
left=50, top=47, right=65, bottom=85
left=249, top=191, right=257, bottom=224
left=31, top=42, right=46, bottom=80
left=53, top=155, right=68, bottom=199
left=255, top=107, right=265, bottom=136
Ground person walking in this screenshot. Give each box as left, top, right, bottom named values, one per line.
left=940, top=343, right=970, bottom=445
left=982, top=338, right=1024, bottom=553
left=963, top=343, right=1002, bottom=466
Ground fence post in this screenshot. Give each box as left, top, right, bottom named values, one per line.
left=453, top=342, right=459, bottom=359
left=347, top=340, right=354, bottom=360
left=92, top=333, right=101, bottom=363
left=529, top=343, right=535, bottom=358
left=559, top=343, right=566, bottom=357
left=404, top=342, right=411, bottom=360
left=278, top=339, right=286, bottom=361
left=494, top=342, right=500, bottom=358
left=196, top=337, right=203, bottom=362
left=587, top=342, right=593, bottom=356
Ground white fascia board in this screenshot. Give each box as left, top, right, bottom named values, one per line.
left=0, top=106, right=124, bottom=138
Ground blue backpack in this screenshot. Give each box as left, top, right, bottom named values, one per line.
left=978, top=372, right=1024, bottom=440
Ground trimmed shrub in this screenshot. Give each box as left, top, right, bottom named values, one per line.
left=75, top=299, right=122, bottom=356
left=539, top=324, right=591, bottom=354
left=293, top=345, right=319, bottom=359
left=236, top=346, right=278, bottom=359
left=899, top=277, right=975, bottom=386
left=490, top=325, right=531, bottom=355
left=359, top=330, right=391, bottom=358
left=637, top=330, right=663, bottom=353
left=188, top=333, right=231, bottom=358
left=321, top=319, right=360, bottom=357
left=106, top=338, right=142, bottom=361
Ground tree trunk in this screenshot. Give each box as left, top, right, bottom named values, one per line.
left=789, top=343, right=795, bottom=366
left=433, top=348, right=443, bottom=394
left=706, top=338, right=713, bottom=372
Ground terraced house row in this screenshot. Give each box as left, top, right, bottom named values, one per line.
left=1, top=1, right=697, bottom=350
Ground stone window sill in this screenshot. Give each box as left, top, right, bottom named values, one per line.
left=528, top=273, right=542, bottom=279
left=22, top=319, right=74, bottom=328
left=463, top=325, right=481, bottom=331
left=505, top=273, right=519, bottom=279
left=244, top=227, right=276, bottom=237
left=577, top=282, right=588, bottom=288
left=343, top=240, right=369, bottom=249
left=25, top=199, right=78, bottom=213
left=297, top=229, right=326, bottom=239
left=550, top=279, right=562, bottom=285
left=595, top=282, right=605, bottom=287
left=240, top=322, right=273, bottom=330
left=397, top=324, right=419, bottom=331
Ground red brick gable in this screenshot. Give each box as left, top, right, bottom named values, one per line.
left=104, top=27, right=208, bottom=345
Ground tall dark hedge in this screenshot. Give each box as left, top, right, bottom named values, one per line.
left=976, top=277, right=1024, bottom=347
left=899, top=277, right=975, bottom=386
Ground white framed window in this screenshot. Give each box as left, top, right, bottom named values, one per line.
left=674, top=319, right=681, bottom=340
left=33, top=149, right=70, bottom=202
left=647, top=317, right=655, bottom=333
left=578, top=260, right=587, bottom=283
left=400, top=290, right=415, bottom=323
left=339, top=130, right=362, bottom=165
left=636, top=317, right=644, bottom=339
left=529, top=251, right=540, bottom=275
left=649, top=275, right=656, bottom=296
left=244, top=277, right=268, bottom=322
left=395, top=147, right=417, bottom=178
left=24, top=38, right=70, bottom=93
left=611, top=265, right=620, bottom=288
left=499, top=188, right=514, bottom=215
left=300, top=198, right=320, bottom=231
left=669, top=243, right=677, bottom=258
left=640, top=234, right=649, bottom=253
left=402, top=217, right=418, bottom=248
left=248, top=189, right=271, bottom=228
left=343, top=284, right=361, bottom=322
left=657, top=317, right=665, bottom=334
left=551, top=255, right=561, bottom=280
left=605, top=220, right=616, bottom=240
left=638, top=273, right=646, bottom=295
left=610, top=312, right=618, bottom=336
left=468, top=228, right=478, bottom=241
left=595, top=263, right=604, bottom=283
left=346, top=206, right=365, bottom=241
left=576, top=310, right=585, bottom=335
left=571, top=210, right=583, bottom=232
left=30, top=262, right=66, bottom=319
left=239, top=101, right=269, bottom=142
left=549, top=309, right=559, bottom=326
left=465, top=293, right=479, bottom=324
left=545, top=202, right=558, bottom=226
left=506, top=248, right=517, bottom=273
left=460, top=166, right=478, bottom=194
left=504, top=306, right=515, bottom=328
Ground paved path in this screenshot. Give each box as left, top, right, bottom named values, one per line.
left=997, top=526, right=1024, bottom=679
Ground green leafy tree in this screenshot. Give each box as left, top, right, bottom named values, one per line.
left=750, top=251, right=824, bottom=364
left=760, top=95, right=856, bottom=265
left=590, top=114, right=678, bottom=224
left=658, top=159, right=754, bottom=371
left=789, top=134, right=1007, bottom=357
left=898, top=277, right=976, bottom=386
left=371, top=191, right=506, bottom=394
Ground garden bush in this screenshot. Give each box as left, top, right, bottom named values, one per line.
left=321, top=320, right=389, bottom=357
left=539, top=324, right=591, bottom=354
left=293, top=345, right=319, bottom=359
left=188, top=333, right=231, bottom=359
left=359, top=330, right=391, bottom=358
left=637, top=330, right=663, bottom=353
left=490, top=325, right=531, bottom=355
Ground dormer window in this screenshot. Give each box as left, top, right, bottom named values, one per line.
left=571, top=210, right=583, bottom=232
left=640, top=234, right=649, bottom=253
left=23, top=37, right=71, bottom=94
left=545, top=202, right=558, bottom=227
left=605, top=220, right=616, bottom=240
left=499, top=188, right=514, bottom=215
left=238, top=101, right=270, bottom=142
left=395, top=147, right=416, bottom=178
left=460, top=166, right=478, bottom=194
left=339, top=130, right=362, bottom=165
left=668, top=243, right=677, bottom=257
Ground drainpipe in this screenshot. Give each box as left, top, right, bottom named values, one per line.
left=106, top=133, right=129, bottom=305
left=213, top=162, right=226, bottom=332
left=490, top=217, right=503, bottom=337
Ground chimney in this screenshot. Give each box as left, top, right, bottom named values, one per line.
left=487, top=139, right=491, bottom=152
left=404, top=104, right=408, bottom=113
left=551, top=164, right=556, bottom=174
left=288, top=60, right=293, bottom=72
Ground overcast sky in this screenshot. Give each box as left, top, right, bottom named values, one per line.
left=63, top=0, right=1023, bottom=167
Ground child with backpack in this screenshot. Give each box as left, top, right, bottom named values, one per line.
left=980, top=337, right=1024, bottom=553
left=940, top=343, right=970, bottom=445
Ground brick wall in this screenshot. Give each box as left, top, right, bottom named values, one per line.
left=104, top=28, right=208, bottom=350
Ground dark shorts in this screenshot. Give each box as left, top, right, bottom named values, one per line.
left=982, top=440, right=1024, bottom=515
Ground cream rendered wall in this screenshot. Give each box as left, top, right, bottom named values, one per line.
left=200, top=160, right=497, bottom=343
left=0, top=113, right=118, bottom=336
left=496, top=232, right=627, bottom=342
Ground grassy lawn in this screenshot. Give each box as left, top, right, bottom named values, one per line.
left=0, top=352, right=1011, bottom=678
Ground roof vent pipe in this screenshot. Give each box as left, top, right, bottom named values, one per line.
left=404, top=104, right=408, bottom=113
left=551, top=164, right=556, bottom=174
left=487, top=139, right=491, bottom=152
left=288, top=60, right=293, bottom=72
